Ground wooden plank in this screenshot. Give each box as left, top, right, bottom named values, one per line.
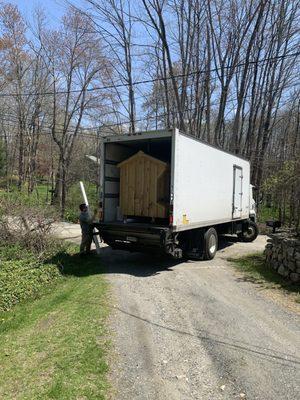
left=125, top=164, right=130, bottom=215
left=144, top=159, right=150, bottom=216
left=119, top=168, right=124, bottom=210
left=153, top=163, right=158, bottom=218
left=157, top=165, right=164, bottom=218
left=149, top=163, right=156, bottom=217
left=156, top=165, right=163, bottom=218
left=133, top=160, right=138, bottom=215
left=135, top=157, right=143, bottom=215
left=138, top=157, right=147, bottom=217
left=128, top=162, right=134, bottom=215
left=121, top=165, right=125, bottom=214
left=118, top=151, right=170, bottom=219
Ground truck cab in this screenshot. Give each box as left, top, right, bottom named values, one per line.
left=249, top=184, right=257, bottom=222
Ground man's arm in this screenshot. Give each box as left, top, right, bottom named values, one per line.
left=79, top=212, right=90, bottom=223
left=79, top=207, right=96, bottom=224
left=86, top=208, right=96, bottom=224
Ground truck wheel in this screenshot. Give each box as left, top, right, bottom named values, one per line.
left=238, top=221, right=258, bottom=242
left=203, top=228, right=218, bottom=260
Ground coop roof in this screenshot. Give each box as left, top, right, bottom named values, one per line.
left=117, top=151, right=168, bottom=168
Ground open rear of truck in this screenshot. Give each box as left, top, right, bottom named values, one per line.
left=96, top=128, right=255, bottom=258
left=98, top=129, right=174, bottom=254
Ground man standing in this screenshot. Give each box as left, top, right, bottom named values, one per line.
left=79, top=203, right=94, bottom=255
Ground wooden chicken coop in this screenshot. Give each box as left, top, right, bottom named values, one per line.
left=117, top=151, right=170, bottom=219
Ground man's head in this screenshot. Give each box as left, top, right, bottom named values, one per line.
left=79, top=203, right=88, bottom=212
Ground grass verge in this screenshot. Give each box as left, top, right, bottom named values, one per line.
left=229, top=253, right=300, bottom=304
left=0, top=246, right=109, bottom=400
left=0, top=181, right=98, bottom=223
left=0, top=243, right=65, bottom=311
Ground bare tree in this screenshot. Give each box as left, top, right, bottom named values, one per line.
left=141, top=0, right=186, bottom=131
left=0, top=4, right=28, bottom=189
left=38, top=8, right=111, bottom=216
left=79, top=0, right=137, bottom=133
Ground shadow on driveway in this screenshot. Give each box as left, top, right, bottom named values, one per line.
left=47, top=235, right=241, bottom=278
left=46, top=247, right=182, bottom=278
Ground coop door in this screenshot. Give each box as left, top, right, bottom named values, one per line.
left=232, top=166, right=243, bottom=219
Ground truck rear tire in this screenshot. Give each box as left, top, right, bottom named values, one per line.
left=238, top=221, right=258, bottom=242
left=203, top=228, right=218, bottom=260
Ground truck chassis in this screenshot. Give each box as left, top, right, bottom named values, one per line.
left=94, top=218, right=258, bottom=260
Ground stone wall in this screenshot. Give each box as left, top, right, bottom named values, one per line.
left=265, top=232, right=300, bottom=283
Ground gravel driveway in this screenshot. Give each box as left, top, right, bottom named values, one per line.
left=54, top=224, right=300, bottom=400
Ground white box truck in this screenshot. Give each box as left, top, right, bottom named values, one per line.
left=95, top=128, right=258, bottom=259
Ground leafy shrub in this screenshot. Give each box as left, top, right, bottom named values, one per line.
left=64, top=208, right=79, bottom=223
left=0, top=198, right=77, bottom=311
left=263, top=160, right=300, bottom=234
left=0, top=242, right=68, bottom=311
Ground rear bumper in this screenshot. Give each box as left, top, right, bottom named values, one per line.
left=93, top=222, right=170, bottom=253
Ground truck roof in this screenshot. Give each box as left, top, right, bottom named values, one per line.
left=101, top=128, right=249, bottom=162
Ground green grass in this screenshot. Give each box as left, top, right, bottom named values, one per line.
left=0, top=184, right=51, bottom=216
left=0, top=246, right=110, bottom=399
left=0, top=242, right=67, bottom=311
left=257, top=205, right=279, bottom=223
left=229, top=253, right=300, bottom=303
left=0, top=181, right=98, bottom=223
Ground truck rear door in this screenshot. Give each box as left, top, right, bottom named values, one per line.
left=233, top=165, right=243, bottom=219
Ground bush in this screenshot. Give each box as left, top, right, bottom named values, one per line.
left=263, top=160, right=300, bottom=234
left=0, top=243, right=66, bottom=311
left=0, top=199, right=71, bottom=311
left=0, top=198, right=59, bottom=255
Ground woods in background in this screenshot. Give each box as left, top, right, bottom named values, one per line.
left=0, top=0, right=299, bottom=229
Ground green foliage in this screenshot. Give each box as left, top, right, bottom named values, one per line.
left=0, top=182, right=50, bottom=204
left=0, top=198, right=63, bottom=311
left=0, top=241, right=67, bottom=311
left=0, top=192, right=110, bottom=398
left=257, top=205, right=279, bottom=223
left=0, top=181, right=98, bottom=223
left=263, top=160, right=299, bottom=194
left=262, top=160, right=300, bottom=232
left=0, top=247, right=109, bottom=399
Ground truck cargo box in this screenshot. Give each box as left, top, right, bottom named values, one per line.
left=100, top=128, right=251, bottom=230
left=96, top=128, right=257, bottom=259
left=172, top=131, right=250, bottom=230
